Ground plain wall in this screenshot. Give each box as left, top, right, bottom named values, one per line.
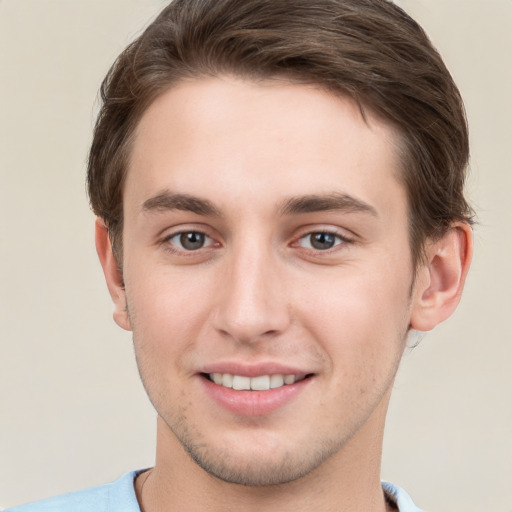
left=0, top=1, right=510, bottom=510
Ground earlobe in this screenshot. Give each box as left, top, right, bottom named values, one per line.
left=95, top=218, right=132, bottom=331
left=410, top=223, right=473, bottom=332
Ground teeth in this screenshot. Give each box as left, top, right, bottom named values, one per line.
left=232, top=375, right=251, bottom=390
left=251, top=375, right=270, bottom=391
left=284, top=374, right=296, bottom=385
left=209, top=373, right=302, bottom=391
left=221, top=374, right=233, bottom=388
left=270, top=374, right=284, bottom=388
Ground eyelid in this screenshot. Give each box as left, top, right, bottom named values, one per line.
left=298, top=231, right=343, bottom=245
left=169, top=231, right=214, bottom=249
left=291, top=226, right=356, bottom=255
left=160, top=225, right=221, bottom=254
left=294, top=224, right=354, bottom=241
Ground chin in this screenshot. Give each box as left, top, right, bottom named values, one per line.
left=176, top=427, right=343, bottom=487
left=188, top=450, right=321, bottom=487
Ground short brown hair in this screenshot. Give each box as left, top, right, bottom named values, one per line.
left=87, top=0, right=473, bottom=265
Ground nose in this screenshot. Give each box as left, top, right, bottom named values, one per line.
left=212, top=243, right=291, bottom=344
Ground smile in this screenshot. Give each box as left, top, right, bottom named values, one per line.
left=207, top=373, right=306, bottom=391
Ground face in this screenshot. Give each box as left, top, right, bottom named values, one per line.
left=115, top=76, right=419, bottom=485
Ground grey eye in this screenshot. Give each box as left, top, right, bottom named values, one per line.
left=298, top=232, right=343, bottom=250
left=172, top=232, right=209, bottom=250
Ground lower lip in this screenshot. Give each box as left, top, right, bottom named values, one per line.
left=200, top=376, right=312, bottom=417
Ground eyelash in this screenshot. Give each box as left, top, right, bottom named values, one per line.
left=162, top=231, right=216, bottom=254
left=161, top=228, right=352, bottom=257
left=295, top=231, right=350, bottom=252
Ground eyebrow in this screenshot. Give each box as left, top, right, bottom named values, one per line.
left=142, top=191, right=221, bottom=217
left=279, top=193, right=378, bottom=217
left=141, top=190, right=377, bottom=219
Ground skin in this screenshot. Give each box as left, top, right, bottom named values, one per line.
left=96, top=76, right=472, bottom=511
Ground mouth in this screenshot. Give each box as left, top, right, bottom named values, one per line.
left=199, top=369, right=315, bottom=416
left=203, top=373, right=313, bottom=391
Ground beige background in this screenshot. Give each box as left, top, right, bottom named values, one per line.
left=0, top=1, right=510, bottom=510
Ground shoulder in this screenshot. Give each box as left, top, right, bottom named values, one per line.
left=4, top=471, right=143, bottom=512
left=382, top=481, right=425, bottom=512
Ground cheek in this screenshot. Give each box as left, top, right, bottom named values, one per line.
left=125, top=268, right=214, bottom=366
left=298, top=266, right=411, bottom=372
left=128, top=260, right=211, bottom=320
left=126, top=275, right=204, bottom=412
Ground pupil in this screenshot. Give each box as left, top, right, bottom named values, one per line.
left=180, top=232, right=204, bottom=250
left=311, top=233, right=335, bottom=250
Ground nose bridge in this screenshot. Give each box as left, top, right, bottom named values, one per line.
left=214, top=237, right=290, bottom=342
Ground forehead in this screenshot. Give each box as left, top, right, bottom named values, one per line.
left=126, top=76, right=405, bottom=218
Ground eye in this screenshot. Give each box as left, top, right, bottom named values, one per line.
left=297, top=232, right=345, bottom=251
left=167, top=231, right=213, bottom=251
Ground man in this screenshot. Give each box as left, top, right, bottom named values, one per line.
left=6, top=0, right=473, bottom=510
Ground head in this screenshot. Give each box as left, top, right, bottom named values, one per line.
left=90, top=0, right=473, bottom=493
left=88, top=0, right=473, bottom=269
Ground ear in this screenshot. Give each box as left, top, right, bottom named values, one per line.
left=410, top=223, right=473, bottom=332
left=95, top=218, right=132, bottom=331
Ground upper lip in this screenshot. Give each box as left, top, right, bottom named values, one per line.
left=198, top=362, right=313, bottom=378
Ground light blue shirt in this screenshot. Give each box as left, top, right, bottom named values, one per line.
left=5, top=471, right=424, bottom=511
